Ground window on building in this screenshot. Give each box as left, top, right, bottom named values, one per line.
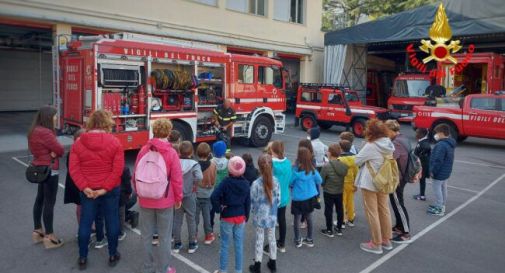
left=189, top=0, right=218, bottom=6
left=301, top=91, right=321, bottom=103
left=258, top=66, right=282, bottom=88
left=227, top=0, right=266, bottom=16
left=274, top=0, right=304, bottom=24
left=470, top=98, right=497, bottom=111
left=238, top=65, right=254, bottom=84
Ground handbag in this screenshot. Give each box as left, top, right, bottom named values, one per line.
left=26, top=164, right=51, bottom=184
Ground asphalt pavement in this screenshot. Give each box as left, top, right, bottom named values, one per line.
left=1, top=113, right=505, bottom=273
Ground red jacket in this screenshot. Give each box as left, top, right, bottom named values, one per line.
left=134, top=138, right=183, bottom=209
left=28, top=126, right=64, bottom=170
left=69, top=131, right=124, bottom=192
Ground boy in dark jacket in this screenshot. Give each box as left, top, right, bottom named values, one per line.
left=242, top=153, right=259, bottom=185
left=211, top=156, right=250, bottom=273
left=413, top=128, right=431, bottom=201
left=320, top=144, right=349, bottom=237
left=428, top=124, right=456, bottom=216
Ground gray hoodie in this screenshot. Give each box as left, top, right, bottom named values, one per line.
left=180, top=158, right=203, bottom=197
left=354, top=137, right=395, bottom=192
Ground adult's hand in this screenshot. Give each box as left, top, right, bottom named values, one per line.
left=93, top=189, right=107, bottom=199
left=83, top=187, right=94, bottom=198
left=50, top=152, right=57, bottom=158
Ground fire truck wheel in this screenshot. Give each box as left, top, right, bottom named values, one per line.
left=172, top=121, right=193, bottom=142
left=250, top=116, right=273, bottom=147
left=352, top=118, right=367, bottom=138
left=301, top=115, right=316, bottom=131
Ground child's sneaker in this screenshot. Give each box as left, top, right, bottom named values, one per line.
left=152, top=234, right=160, bottom=246
left=277, top=242, right=286, bottom=253
left=347, top=220, right=355, bottom=227
left=360, top=241, right=383, bottom=254
left=173, top=242, right=182, bottom=253
left=320, top=229, right=334, bottom=238
left=382, top=241, right=393, bottom=250
left=300, top=221, right=307, bottom=229
left=302, top=238, right=314, bottom=248
left=334, top=228, right=343, bottom=236
left=333, top=220, right=338, bottom=226
left=413, top=194, right=426, bottom=201
left=188, top=242, right=198, bottom=254
left=94, top=238, right=108, bottom=249
left=341, top=222, right=346, bottom=229
left=392, top=234, right=411, bottom=244
left=118, top=232, right=126, bottom=241
left=204, top=233, right=215, bottom=245
left=427, top=206, right=445, bottom=216
left=294, top=239, right=302, bottom=248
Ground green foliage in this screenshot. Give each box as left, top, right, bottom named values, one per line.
left=322, top=0, right=437, bottom=31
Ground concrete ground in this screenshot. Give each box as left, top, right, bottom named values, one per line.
left=1, top=112, right=505, bottom=273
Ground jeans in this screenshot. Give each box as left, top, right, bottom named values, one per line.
left=79, top=187, right=120, bottom=258
left=389, top=181, right=410, bottom=234
left=173, top=195, right=197, bottom=243
left=33, top=175, right=59, bottom=234
left=323, top=192, right=343, bottom=230
left=140, top=207, right=174, bottom=273
left=220, top=221, right=245, bottom=273
left=196, top=197, right=212, bottom=235
left=277, top=206, right=287, bottom=246
left=293, top=212, right=313, bottom=242
left=95, top=202, right=105, bottom=241
left=432, top=179, right=448, bottom=207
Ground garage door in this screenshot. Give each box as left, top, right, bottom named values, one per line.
left=0, top=50, right=52, bottom=111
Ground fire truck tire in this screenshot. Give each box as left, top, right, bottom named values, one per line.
left=172, top=121, right=193, bottom=142
left=318, top=121, right=333, bottom=130
left=301, top=115, right=316, bottom=131
left=250, top=116, right=273, bottom=147
left=352, top=118, right=367, bottom=138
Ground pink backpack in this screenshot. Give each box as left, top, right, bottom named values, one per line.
left=135, top=147, right=169, bottom=199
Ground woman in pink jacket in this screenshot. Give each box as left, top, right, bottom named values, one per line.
left=133, top=118, right=183, bottom=273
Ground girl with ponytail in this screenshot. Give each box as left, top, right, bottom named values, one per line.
left=249, top=154, right=280, bottom=273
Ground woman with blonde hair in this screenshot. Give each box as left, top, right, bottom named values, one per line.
left=70, top=110, right=124, bottom=269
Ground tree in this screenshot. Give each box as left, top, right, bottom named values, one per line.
left=322, top=0, right=436, bottom=31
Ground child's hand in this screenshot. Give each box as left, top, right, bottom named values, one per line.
left=175, top=201, right=182, bottom=209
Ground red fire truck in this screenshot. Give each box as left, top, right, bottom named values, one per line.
left=412, top=92, right=505, bottom=142
left=295, top=83, right=391, bottom=137
left=387, top=73, right=433, bottom=121
left=57, top=33, right=286, bottom=150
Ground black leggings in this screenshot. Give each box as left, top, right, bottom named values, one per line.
left=419, top=176, right=426, bottom=196
left=277, top=206, right=287, bottom=246
left=33, top=175, right=59, bottom=234
left=323, top=192, right=343, bottom=231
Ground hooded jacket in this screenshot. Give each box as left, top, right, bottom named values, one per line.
left=180, top=158, right=203, bottom=197
left=273, top=157, right=292, bottom=208
left=354, top=137, right=396, bottom=192
left=197, top=159, right=216, bottom=198
left=290, top=167, right=322, bottom=201
left=338, top=153, right=359, bottom=188
left=212, top=157, right=228, bottom=187
left=392, top=133, right=410, bottom=184
left=311, top=139, right=328, bottom=168
left=211, top=175, right=251, bottom=220
left=430, top=138, right=456, bottom=180
left=414, top=137, right=432, bottom=178
left=320, top=159, right=349, bottom=194
left=133, top=138, right=183, bottom=209
left=70, top=131, right=124, bottom=191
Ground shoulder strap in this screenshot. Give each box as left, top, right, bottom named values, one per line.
left=329, top=161, right=339, bottom=175
left=366, top=161, right=376, bottom=178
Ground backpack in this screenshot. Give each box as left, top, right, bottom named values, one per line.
left=398, top=140, right=423, bottom=183
left=366, top=154, right=399, bottom=194
left=135, top=147, right=169, bottom=199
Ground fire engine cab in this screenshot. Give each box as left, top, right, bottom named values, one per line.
left=57, top=33, right=286, bottom=150
left=412, top=92, right=505, bottom=142
left=295, top=83, right=391, bottom=137
left=387, top=73, right=433, bottom=121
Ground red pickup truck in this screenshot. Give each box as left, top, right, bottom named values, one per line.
left=295, top=83, right=391, bottom=137
left=412, top=92, right=505, bottom=141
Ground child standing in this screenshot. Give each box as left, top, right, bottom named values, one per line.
left=242, top=153, right=259, bottom=185
left=249, top=154, right=280, bottom=273
left=413, top=128, right=431, bottom=201
left=210, top=141, right=228, bottom=230
left=428, top=124, right=456, bottom=216
left=340, top=131, right=359, bottom=155
left=269, top=141, right=292, bottom=253
left=196, top=143, right=217, bottom=245
left=173, top=141, right=203, bottom=254
left=338, top=140, right=359, bottom=227
left=290, top=147, right=322, bottom=248
left=308, top=127, right=328, bottom=171
left=211, top=157, right=251, bottom=273
left=320, top=144, right=348, bottom=237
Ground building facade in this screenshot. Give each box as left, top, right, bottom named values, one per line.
left=0, top=0, right=324, bottom=111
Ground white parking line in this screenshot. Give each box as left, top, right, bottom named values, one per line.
left=455, top=160, right=505, bottom=169
left=11, top=155, right=211, bottom=273
left=359, top=172, right=505, bottom=273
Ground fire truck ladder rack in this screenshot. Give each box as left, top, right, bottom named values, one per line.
left=300, top=83, right=351, bottom=90
left=111, top=33, right=224, bottom=52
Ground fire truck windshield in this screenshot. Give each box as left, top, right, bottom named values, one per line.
left=345, top=92, right=360, bottom=102
left=394, top=79, right=431, bottom=98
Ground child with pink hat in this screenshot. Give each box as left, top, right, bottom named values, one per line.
left=211, top=156, right=251, bottom=273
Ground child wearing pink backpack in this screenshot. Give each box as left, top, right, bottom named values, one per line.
left=133, top=119, right=183, bottom=273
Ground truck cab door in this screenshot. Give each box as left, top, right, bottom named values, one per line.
left=464, top=97, right=499, bottom=138
left=327, top=92, right=349, bottom=123
left=233, top=63, right=256, bottom=112
left=258, top=65, right=285, bottom=111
